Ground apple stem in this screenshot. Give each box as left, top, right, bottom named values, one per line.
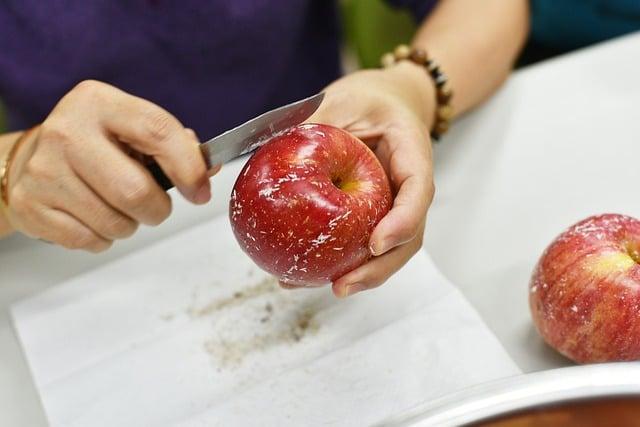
left=625, top=242, right=640, bottom=264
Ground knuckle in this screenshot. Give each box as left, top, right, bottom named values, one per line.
left=396, top=221, right=418, bottom=243
left=142, top=109, right=176, bottom=143
left=120, top=175, right=155, bottom=208
left=9, top=186, right=31, bottom=216
left=72, top=79, right=106, bottom=98
left=414, top=231, right=424, bottom=248
left=38, top=123, right=70, bottom=147
left=38, top=123, right=78, bottom=155
left=65, top=228, right=97, bottom=250
left=24, top=155, right=55, bottom=182
left=104, top=214, right=138, bottom=239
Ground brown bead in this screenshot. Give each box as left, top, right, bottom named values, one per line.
left=380, top=52, right=396, bottom=68
left=435, top=120, right=450, bottom=135
left=437, top=84, right=453, bottom=103
left=409, top=49, right=428, bottom=65
left=437, top=105, right=454, bottom=121
left=394, top=44, right=411, bottom=60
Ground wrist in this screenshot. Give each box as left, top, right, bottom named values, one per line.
left=381, top=45, right=454, bottom=140
left=383, top=61, right=437, bottom=130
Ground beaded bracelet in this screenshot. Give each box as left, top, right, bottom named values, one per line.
left=381, top=44, right=453, bottom=141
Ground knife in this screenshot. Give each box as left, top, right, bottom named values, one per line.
left=147, top=92, right=325, bottom=190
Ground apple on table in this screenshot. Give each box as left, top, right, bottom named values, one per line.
left=530, top=213, right=640, bottom=363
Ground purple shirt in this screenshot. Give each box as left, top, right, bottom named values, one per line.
left=0, top=1, right=434, bottom=138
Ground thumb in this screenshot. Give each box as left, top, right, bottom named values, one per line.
left=303, top=90, right=377, bottom=139
left=304, top=92, right=352, bottom=128
left=305, top=103, right=333, bottom=126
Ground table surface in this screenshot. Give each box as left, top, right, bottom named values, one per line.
left=2, top=31, right=639, bottom=426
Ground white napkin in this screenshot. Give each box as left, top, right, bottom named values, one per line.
left=11, top=215, right=520, bottom=426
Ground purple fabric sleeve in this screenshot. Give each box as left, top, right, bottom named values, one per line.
left=0, top=1, right=437, bottom=137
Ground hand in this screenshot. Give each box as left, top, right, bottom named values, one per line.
left=2, top=80, right=213, bottom=252
left=304, top=63, right=436, bottom=297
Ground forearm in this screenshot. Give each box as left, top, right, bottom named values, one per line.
left=0, top=131, right=22, bottom=238
left=413, top=0, right=529, bottom=116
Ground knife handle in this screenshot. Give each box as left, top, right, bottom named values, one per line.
left=146, top=162, right=175, bottom=191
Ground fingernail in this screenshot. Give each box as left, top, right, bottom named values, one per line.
left=194, top=182, right=211, bottom=204
left=369, top=243, right=378, bottom=256
left=370, top=241, right=389, bottom=256
left=344, top=283, right=367, bottom=297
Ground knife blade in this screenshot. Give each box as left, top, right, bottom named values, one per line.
left=147, top=92, right=324, bottom=190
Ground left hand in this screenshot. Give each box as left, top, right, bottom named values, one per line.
left=293, top=62, right=437, bottom=297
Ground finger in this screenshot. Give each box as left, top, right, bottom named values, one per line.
left=370, top=128, right=433, bottom=256
left=64, top=132, right=173, bottom=226
left=42, top=175, right=138, bottom=240
left=332, top=235, right=423, bottom=298
left=370, top=174, right=434, bottom=256
left=183, top=128, right=222, bottom=177
left=184, top=128, right=198, bottom=139
left=305, top=95, right=335, bottom=125
left=308, top=102, right=384, bottom=150
left=35, top=208, right=112, bottom=253
left=99, top=87, right=210, bottom=203
left=305, top=91, right=365, bottom=130
left=279, top=281, right=304, bottom=290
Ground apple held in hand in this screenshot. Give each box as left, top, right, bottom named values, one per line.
left=229, top=123, right=392, bottom=287
left=530, top=214, right=640, bottom=363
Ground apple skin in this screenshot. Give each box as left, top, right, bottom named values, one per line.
left=530, top=213, right=640, bottom=363
left=229, top=123, right=392, bottom=287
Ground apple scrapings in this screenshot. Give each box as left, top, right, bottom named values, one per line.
left=530, top=214, right=640, bottom=363
left=229, top=124, right=392, bottom=287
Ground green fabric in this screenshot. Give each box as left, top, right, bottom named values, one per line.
left=342, top=0, right=417, bottom=69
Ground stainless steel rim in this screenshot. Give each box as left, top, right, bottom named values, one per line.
left=378, top=362, right=640, bottom=427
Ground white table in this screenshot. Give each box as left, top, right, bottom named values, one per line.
left=1, top=31, right=639, bottom=426
left=425, top=30, right=640, bottom=373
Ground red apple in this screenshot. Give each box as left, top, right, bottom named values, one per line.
left=530, top=213, right=640, bottom=363
left=229, top=123, right=392, bottom=287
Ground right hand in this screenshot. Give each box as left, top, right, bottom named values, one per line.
left=2, top=80, right=213, bottom=252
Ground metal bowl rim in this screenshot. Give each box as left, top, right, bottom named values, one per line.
left=379, top=362, right=640, bottom=427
